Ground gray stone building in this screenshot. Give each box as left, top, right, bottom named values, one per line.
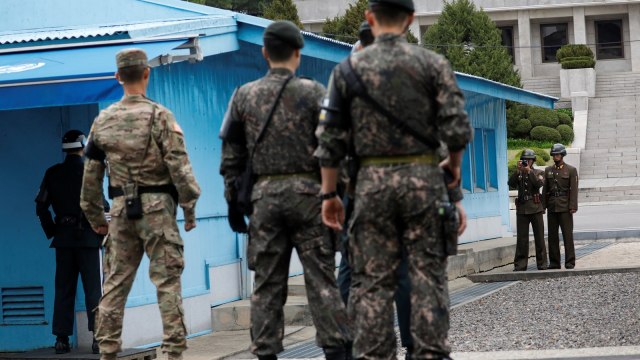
left=295, top=0, right=640, bottom=95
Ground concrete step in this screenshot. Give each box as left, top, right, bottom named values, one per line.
left=211, top=295, right=313, bottom=331
left=579, top=184, right=640, bottom=202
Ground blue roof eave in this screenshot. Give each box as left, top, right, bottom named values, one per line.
left=455, top=72, right=558, bottom=109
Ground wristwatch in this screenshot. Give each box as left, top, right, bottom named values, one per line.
left=319, top=191, right=338, bottom=201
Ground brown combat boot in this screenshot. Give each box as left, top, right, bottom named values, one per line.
left=166, top=352, right=183, bottom=360
left=100, top=353, right=117, bottom=360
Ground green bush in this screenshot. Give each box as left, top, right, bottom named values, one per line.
left=561, top=58, right=596, bottom=69
left=530, top=126, right=562, bottom=142
left=508, top=158, right=519, bottom=185
left=557, top=124, right=574, bottom=143
left=529, top=107, right=560, bottom=128
left=514, top=119, right=532, bottom=137
left=556, top=44, right=594, bottom=62
left=514, top=148, right=548, bottom=166
left=507, top=138, right=556, bottom=150
left=556, top=108, right=573, bottom=120
left=557, top=112, right=573, bottom=126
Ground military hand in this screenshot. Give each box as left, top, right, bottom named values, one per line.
left=322, top=197, right=344, bottom=232
left=185, top=221, right=197, bottom=232
left=440, top=159, right=461, bottom=190
left=570, top=209, right=577, bottom=214
left=455, top=201, right=467, bottom=235
left=94, top=225, right=108, bottom=235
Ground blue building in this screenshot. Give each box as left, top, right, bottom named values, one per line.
left=0, top=0, right=556, bottom=352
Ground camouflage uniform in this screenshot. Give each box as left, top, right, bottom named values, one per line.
left=508, top=167, right=548, bottom=270
left=81, top=51, right=200, bottom=357
left=220, top=68, right=350, bottom=356
left=315, top=33, right=472, bottom=359
left=542, top=162, right=578, bottom=269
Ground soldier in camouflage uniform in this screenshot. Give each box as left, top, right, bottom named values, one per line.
left=508, top=149, right=548, bottom=271
left=80, top=49, right=201, bottom=360
left=219, top=21, right=350, bottom=360
left=542, top=143, right=578, bottom=269
left=315, top=0, right=472, bottom=358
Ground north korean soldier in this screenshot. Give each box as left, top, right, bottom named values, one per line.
left=80, top=48, right=201, bottom=360
left=314, top=0, right=472, bottom=358
left=542, top=143, right=578, bottom=269
left=219, top=21, right=350, bottom=360
left=508, top=149, right=548, bottom=271
left=35, top=130, right=107, bottom=354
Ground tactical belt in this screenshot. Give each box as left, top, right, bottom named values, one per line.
left=551, top=191, right=568, bottom=197
left=108, top=184, right=178, bottom=199
left=360, top=154, right=439, bottom=167
left=256, top=172, right=318, bottom=182
left=520, top=195, right=533, bottom=201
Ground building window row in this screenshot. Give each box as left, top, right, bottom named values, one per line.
left=461, top=128, right=498, bottom=194
left=498, top=19, right=624, bottom=63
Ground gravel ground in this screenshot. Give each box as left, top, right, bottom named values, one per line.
left=449, top=273, right=640, bottom=352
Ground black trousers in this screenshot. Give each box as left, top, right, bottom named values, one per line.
left=514, top=212, right=548, bottom=270
left=547, top=211, right=576, bottom=269
left=53, top=248, right=102, bottom=337
left=337, top=240, right=412, bottom=348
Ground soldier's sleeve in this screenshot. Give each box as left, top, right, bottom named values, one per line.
left=314, top=67, right=350, bottom=168
left=35, top=170, right=55, bottom=239
left=541, top=168, right=549, bottom=209
left=219, top=92, right=247, bottom=203
left=80, top=158, right=108, bottom=229
left=157, top=109, right=201, bottom=223
left=432, top=56, right=473, bottom=151
left=569, top=167, right=579, bottom=210
left=530, top=170, right=543, bottom=192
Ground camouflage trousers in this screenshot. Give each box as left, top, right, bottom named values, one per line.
left=348, top=164, right=450, bottom=360
left=248, top=178, right=351, bottom=356
left=96, top=200, right=187, bottom=355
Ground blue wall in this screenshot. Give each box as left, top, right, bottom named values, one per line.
left=0, top=104, right=97, bottom=351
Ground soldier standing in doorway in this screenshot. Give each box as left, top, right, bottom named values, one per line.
left=219, top=21, right=350, bottom=360
left=543, top=143, right=578, bottom=269
left=509, top=149, right=548, bottom=271
left=36, top=130, right=107, bottom=354
left=315, top=0, right=472, bottom=358
left=80, top=48, right=201, bottom=360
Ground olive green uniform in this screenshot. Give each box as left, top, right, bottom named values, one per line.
left=509, top=168, right=547, bottom=270
left=542, top=163, right=578, bottom=269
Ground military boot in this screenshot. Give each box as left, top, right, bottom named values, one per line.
left=257, top=355, right=277, bottom=360
left=92, top=337, right=99, bottom=354
left=323, top=346, right=347, bottom=360
left=54, top=336, right=70, bottom=354
left=100, top=353, right=117, bottom=360
left=166, top=352, right=182, bottom=360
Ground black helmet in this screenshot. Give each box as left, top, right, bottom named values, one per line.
left=520, top=149, right=536, bottom=161
left=62, top=130, right=86, bottom=152
left=550, top=143, right=567, bottom=157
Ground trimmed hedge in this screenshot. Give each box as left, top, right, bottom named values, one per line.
left=529, top=107, right=560, bottom=128
left=558, top=112, right=573, bottom=126
left=514, top=148, right=548, bottom=166
left=556, top=44, right=594, bottom=62
left=557, top=124, right=574, bottom=143
left=562, top=58, right=596, bottom=69
left=556, top=108, right=573, bottom=120
left=508, top=158, right=519, bottom=184
left=530, top=126, right=562, bottom=142
left=514, top=119, right=532, bottom=137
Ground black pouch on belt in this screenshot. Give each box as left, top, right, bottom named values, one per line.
left=123, top=183, right=143, bottom=220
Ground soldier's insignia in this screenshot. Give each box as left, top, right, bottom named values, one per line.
left=173, top=122, right=184, bottom=135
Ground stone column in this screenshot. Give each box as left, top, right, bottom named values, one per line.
left=573, top=7, right=587, bottom=44
left=517, top=10, right=533, bottom=79
left=629, top=4, right=640, bottom=72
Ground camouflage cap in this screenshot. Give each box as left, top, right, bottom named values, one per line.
left=369, top=0, right=415, bottom=12
left=116, top=48, right=148, bottom=69
left=359, top=21, right=371, bottom=35
left=263, top=21, right=304, bottom=49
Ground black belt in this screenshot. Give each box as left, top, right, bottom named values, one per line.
left=519, top=195, right=532, bottom=201
left=108, top=184, right=178, bottom=200
left=551, top=191, right=568, bottom=197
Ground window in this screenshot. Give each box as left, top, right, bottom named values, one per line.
left=499, top=26, right=515, bottom=63
left=540, top=23, right=568, bottom=62
left=460, top=129, right=499, bottom=193
left=473, top=129, right=486, bottom=192
left=596, top=19, right=624, bottom=59
left=484, top=129, right=498, bottom=189
left=461, top=143, right=473, bottom=193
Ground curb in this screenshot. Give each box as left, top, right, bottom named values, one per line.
left=468, top=265, right=640, bottom=283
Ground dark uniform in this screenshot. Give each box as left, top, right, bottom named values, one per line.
left=508, top=149, right=547, bottom=271
left=35, top=130, right=106, bottom=354
left=219, top=22, right=350, bottom=360
left=314, top=0, right=472, bottom=358
left=542, top=144, right=578, bottom=269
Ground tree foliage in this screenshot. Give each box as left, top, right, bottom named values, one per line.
left=422, top=0, right=521, bottom=87
left=184, top=0, right=266, bottom=16
left=322, top=0, right=368, bottom=43
left=263, top=0, right=304, bottom=28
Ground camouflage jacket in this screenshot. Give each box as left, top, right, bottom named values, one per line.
left=220, top=68, right=326, bottom=202
left=314, top=33, right=472, bottom=167
left=80, top=94, right=201, bottom=227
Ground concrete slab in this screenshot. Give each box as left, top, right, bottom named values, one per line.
left=467, top=266, right=640, bottom=283
left=0, top=349, right=155, bottom=360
